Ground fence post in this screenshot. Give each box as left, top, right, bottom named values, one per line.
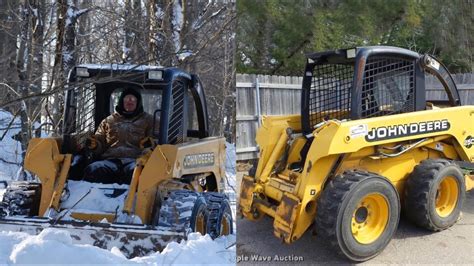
left=255, top=77, right=262, bottom=127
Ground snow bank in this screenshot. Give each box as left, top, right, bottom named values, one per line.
left=0, top=229, right=235, bottom=265
left=224, top=142, right=237, bottom=228
left=133, top=233, right=235, bottom=265
left=9, top=229, right=130, bottom=264
left=0, top=231, right=29, bottom=263
left=225, top=142, right=236, bottom=178
left=0, top=188, right=4, bottom=201
left=0, top=110, right=22, bottom=181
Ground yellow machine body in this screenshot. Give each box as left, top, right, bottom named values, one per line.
left=240, top=106, right=474, bottom=243
left=24, top=137, right=226, bottom=224
left=0, top=64, right=233, bottom=258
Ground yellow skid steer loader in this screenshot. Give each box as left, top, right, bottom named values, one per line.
left=0, top=65, right=233, bottom=257
left=239, top=46, right=474, bottom=261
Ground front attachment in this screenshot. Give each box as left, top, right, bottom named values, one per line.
left=0, top=216, right=186, bottom=258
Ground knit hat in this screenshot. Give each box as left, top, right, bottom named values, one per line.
left=115, top=87, right=144, bottom=118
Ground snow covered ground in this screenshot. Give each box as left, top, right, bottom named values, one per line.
left=0, top=110, right=22, bottom=182
left=0, top=229, right=235, bottom=264
left=0, top=109, right=237, bottom=264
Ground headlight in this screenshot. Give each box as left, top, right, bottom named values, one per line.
left=76, top=67, right=90, bottom=77
left=148, top=70, right=163, bottom=80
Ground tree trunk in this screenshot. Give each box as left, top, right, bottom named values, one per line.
left=154, top=0, right=177, bottom=66
left=123, top=0, right=145, bottom=63
left=29, top=0, right=45, bottom=136
left=122, top=0, right=133, bottom=62
left=51, top=0, right=67, bottom=134
left=147, top=0, right=160, bottom=65
left=63, top=0, right=78, bottom=76
left=16, top=0, right=31, bottom=159
left=0, top=0, right=19, bottom=112
left=78, top=0, right=93, bottom=63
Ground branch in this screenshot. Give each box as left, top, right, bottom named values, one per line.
left=193, top=7, right=226, bottom=31
left=0, top=157, right=21, bottom=166
left=181, top=14, right=236, bottom=64
left=0, top=82, right=29, bottom=117
left=270, top=32, right=312, bottom=75
left=74, top=8, right=91, bottom=18
left=0, top=109, right=20, bottom=142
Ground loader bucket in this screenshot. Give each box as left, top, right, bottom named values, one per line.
left=0, top=216, right=186, bottom=258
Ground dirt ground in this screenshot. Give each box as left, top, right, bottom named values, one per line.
left=236, top=170, right=474, bottom=264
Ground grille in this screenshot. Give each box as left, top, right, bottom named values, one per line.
left=307, top=56, right=416, bottom=130
left=361, top=57, right=415, bottom=118
left=75, top=85, right=96, bottom=133
left=168, top=81, right=185, bottom=144
left=308, top=64, right=354, bottom=129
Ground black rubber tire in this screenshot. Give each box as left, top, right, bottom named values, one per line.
left=0, top=202, right=8, bottom=217
left=157, top=190, right=209, bottom=235
left=1, top=181, right=41, bottom=216
left=248, top=159, right=258, bottom=177
left=203, top=192, right=233, bottom=239
left=150, top=190, right=163, bottom=227
left=315, top=170, right=400, bottom=262
left=404, top=159, right=465, bottom=231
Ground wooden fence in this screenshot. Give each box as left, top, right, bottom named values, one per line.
left=236, top=73, right=474, bottom=160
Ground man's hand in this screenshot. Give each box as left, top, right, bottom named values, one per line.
left=85, top=136, right=98, bottom=150
left=139, top=137, right=155, bottom=149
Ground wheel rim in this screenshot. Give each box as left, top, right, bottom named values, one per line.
left=351, top=193, right=389, bottom=244
left=435, top=176, right=458, bottom=217
left=195, top=212, right=206, bottom=235
left=220, top=214, right=232, bottom=236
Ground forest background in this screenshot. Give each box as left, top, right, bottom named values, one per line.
left=236, top=0, right=473, bottom=75
left=0, top=0, right=236, bottom=159
left=0, top=0, right=472, bottom=161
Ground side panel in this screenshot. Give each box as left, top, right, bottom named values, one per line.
left=291, top=106, right=474, bottom=241
left=304, top=106, right=474, bottom=166
left=136, top=137, right=226, bottom=224
left=337, top=145, right=445, bottom=195
left=242, top=106, right=474, bottom=243
left=24, top=138, right=71, bottom=216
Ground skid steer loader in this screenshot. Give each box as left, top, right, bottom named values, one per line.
left=239, top=46, right=474, bottom=261
left=0, top=64, right=233, bottom=257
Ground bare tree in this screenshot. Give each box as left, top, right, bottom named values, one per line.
left=1, top=0, right=237, bottom=147
left=16, top=0, right=32, bottom=156
left=147, top=0, right=161, bottom=65
left=0, top=0, right=20, bottom=113
left=28, top=0, right=46, bottom=137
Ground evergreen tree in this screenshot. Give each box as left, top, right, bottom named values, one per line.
left=236, top=0, right=473, bottom=74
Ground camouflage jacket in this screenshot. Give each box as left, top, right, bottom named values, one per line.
left=94, top=112, right=154, bottom=159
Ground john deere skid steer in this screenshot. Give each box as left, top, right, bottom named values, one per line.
left=0, top=64, right=233, bottom=257
left=239, top=46, right=474, bottom=261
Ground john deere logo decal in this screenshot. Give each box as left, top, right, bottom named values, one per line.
left=365, top=119, right=450, bottom=142
left=465, top=136, right=474, bottom=149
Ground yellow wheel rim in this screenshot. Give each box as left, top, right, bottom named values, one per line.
left=435, top=176, right=458, bottom=217
left=195, top=213, right=206, bottom=235
left=351, top=193, right=389, bottom=244
left=220, top=214, right=231, bottom=236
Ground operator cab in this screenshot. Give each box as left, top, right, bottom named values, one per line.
left=62, top=64, right=209, bottom=154
left=60, top=64, right=210, bottom=184
left=289, top=46, right=463, bottom=171
left=301, top=46, right=461, bottom=134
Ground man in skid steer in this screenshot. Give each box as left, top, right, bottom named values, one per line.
left=72, top=88, right=154, bottom=184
